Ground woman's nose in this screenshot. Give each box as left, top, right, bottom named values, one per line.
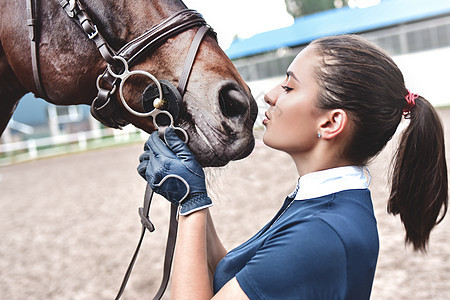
left=264, top=86, right=278, bottom=106
left=263, top=93, right=272, bottom=105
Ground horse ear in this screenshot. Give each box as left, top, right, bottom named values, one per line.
left=142, top=80, right=182, bottom=125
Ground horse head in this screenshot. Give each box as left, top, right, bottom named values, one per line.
left=105, top=6, right=258, bottom=167
left=0, top=0, right=257, bottom=167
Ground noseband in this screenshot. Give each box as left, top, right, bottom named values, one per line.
left=28, top=0, right=215, bottom=135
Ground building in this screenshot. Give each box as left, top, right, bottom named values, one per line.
left=2, top=94, right=95, bottom=144
left=226, top=0, right=450, bottom=116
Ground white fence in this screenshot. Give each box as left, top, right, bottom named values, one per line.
left=0, top=126, right=148, bottom=166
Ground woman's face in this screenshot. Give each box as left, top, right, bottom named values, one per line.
left=262, top=46, right=325, bottom=155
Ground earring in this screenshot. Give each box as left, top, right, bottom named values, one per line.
left=317, top=132, right=322, bottom=138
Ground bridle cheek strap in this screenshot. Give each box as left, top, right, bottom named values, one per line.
left=177, top=25, right=211, bottom=97
left=26, top=0, right=48, bottom=99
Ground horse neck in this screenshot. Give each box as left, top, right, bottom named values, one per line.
left=85, top=0, right=188, bottom=49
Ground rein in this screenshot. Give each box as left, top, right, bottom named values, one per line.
left=26, top=0, right=215, bottom=298
left=115, top=185, right=179, bottom=300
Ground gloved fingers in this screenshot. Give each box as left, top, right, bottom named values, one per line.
left=163, top=127, right=193, bottom=159
left=143, top=131, right=158, bottom=151
left=137, top=160, right=148, bottom=179
left=137, top=151, right=159, bottom=182
left=137, top=147, right=151, bottom=180
left=139, top=136, right=164, bottom=183
left=139, top=151, right=149, bottom=163
left=147, top=130, right=176, bottom=159
left=163, top=128, right=204, bottom=177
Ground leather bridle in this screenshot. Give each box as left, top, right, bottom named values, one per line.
left=27, top=0, right=215, bottom=130
left=26, top=1, right=216, bottom=299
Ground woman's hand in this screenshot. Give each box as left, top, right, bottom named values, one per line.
left=137, top=127, right=212, bottom=215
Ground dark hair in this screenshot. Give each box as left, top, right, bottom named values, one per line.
left=310, top=34, right=448, bottom=251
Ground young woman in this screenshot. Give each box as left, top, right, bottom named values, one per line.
left=137, top=35, right=448, bottom=299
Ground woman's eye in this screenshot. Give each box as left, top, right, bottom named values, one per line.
left=281, top=85, right=293, bottom=92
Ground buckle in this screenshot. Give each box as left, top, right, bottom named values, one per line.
left=88, top=24, right=98, bottom=39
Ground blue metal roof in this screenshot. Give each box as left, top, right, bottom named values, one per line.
left=226, top=0, right=450, bottom=59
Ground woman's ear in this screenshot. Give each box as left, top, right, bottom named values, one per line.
left=318, top=109, right=348, bottom=140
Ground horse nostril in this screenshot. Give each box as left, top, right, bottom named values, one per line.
left=219, top=84, right=248, bottom=118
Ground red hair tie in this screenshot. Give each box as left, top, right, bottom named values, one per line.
left=403, top=90, right=418, bottom=117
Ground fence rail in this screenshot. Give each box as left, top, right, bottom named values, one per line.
left=0, top=126, right=148, bottom=166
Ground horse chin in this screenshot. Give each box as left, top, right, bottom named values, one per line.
left=183, top=121, right=255, bottom=167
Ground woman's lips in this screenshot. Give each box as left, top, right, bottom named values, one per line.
left=263, top=111, right=270, bottom=125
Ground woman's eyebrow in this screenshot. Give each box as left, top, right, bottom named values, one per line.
left=286, top=71, right=299, bottom=83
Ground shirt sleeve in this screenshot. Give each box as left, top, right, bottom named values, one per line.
left=235, top=218, right=348, bottom=300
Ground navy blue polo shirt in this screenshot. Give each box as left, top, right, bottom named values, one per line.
left=213, top=188, right=379, bottom=299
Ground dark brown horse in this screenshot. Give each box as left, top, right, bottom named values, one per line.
left=0, top=0, right=257, bottom=167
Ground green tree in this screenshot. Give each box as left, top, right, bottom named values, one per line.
left=285, top=0, right=348, bottom=18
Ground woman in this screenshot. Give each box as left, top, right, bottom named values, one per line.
left=138, top=35, right=448, bottom=299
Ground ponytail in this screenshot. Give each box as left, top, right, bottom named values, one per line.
left=388, top=96, right=448, bottom=251
left=310, top=35, right=448, bottom=251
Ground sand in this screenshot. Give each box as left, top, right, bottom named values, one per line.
left=1, top=108, right=449, bottom=299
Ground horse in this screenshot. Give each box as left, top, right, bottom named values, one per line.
left=0, top=0, right=258, bottom=167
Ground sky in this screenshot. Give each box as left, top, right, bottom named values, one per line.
left=183, top=0, right=294, bottom=50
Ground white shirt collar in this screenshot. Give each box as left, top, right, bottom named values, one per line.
left=289, top=166, right=370, bottom=201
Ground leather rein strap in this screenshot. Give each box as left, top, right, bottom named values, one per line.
left=113, top=24, right=210, bottom=299
left=27, top=1, right=214, bottom=299
left=115, top=185, right=179, bottom=300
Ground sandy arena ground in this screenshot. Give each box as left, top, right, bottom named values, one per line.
left=1, top=108, right=449, bottom=299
